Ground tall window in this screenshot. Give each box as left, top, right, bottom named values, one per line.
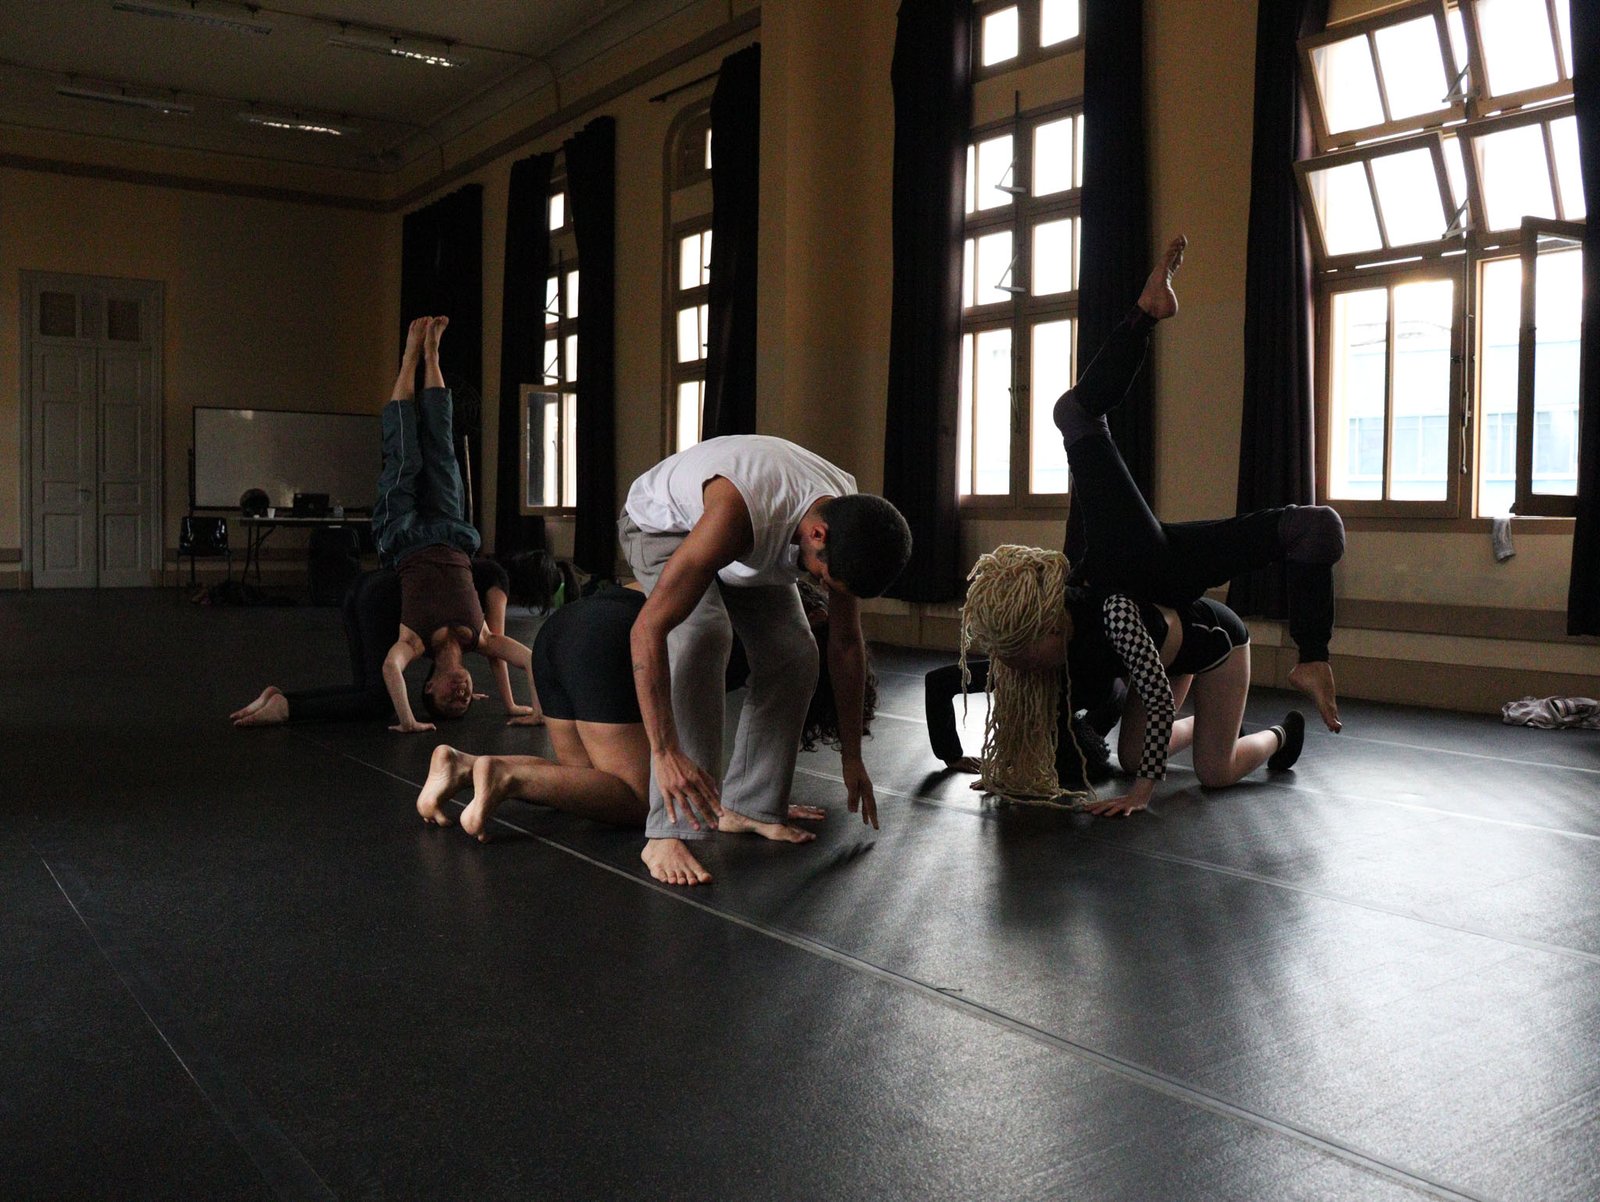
left=960, top=106, right=1086, bottom=502
left=665, top=103, right=714, bottom=453
left=525, top=169, right=579, bottom=512
left=1297, top=0, right=1582, bottom=519
left=974, top=0, right=1084, bottom=77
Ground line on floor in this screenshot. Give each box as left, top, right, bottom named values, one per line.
left=799, top=767, right=1600, bottom=969
left=302, top=733, right=1483, bottom=1202
left=32, top=844, right=337, bottom=1202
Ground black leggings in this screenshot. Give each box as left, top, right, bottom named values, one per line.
left=282, top=570, right=399, bottom=722
left=924, top=660, right=1124, bottom=774
left=1057, top=308, right=1343, bottom=662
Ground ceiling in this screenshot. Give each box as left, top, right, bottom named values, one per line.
left=0, top=0, right=697, bottom=174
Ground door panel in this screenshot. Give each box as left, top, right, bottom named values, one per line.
left=31, top=345, right=98, bottom=588
left=98, top=347, right=154, bottom=586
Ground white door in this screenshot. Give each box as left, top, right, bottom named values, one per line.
left=30, top=343, right=98, bottom=588
left=24, top=275, right=162, bottom=589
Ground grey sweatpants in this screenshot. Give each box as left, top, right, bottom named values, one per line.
left=618, top=514, right=819, bottom=841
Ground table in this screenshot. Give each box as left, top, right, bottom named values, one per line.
left=239, top=514, right=370, bottom=583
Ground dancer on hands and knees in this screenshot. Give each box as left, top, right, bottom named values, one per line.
left=1053, top=235, right=1344, bottom=733
left=620, top=435, right=911, bottom=886
left=373, top=316, right=538, bottom=732
left=416, top=580, right=877, bottom=840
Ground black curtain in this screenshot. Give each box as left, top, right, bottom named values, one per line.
left=1568, top=1, right=1600, bottom=634
left=703, top=44, right=762, bottom=440
left=564, top=117, right=618, bottom=577
left=495, top=153, right=555, bottom=559
left=401, top=185, right=485, bottom=524
left=1226, top=0, right=1329, bottom=620
left=882, top=0, right=972, bottom=603
left=1064, top=0, right=1152, bottom=565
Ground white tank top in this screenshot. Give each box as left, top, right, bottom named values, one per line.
left=625, top=435, right=857, bottom=586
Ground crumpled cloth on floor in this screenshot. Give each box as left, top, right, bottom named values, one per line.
left=1501, top=697, right=1600, bottom=729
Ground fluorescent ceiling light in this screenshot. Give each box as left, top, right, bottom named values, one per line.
left=237, top=112, right=357, bottom=137
left=327, top=32, right=468, bottom=69
left=57, top=85, right=192, bottom=115
left=110, top=0, right=273, bottom=37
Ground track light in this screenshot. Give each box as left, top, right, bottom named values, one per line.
left=327, top=31, right=468, bottom=69
left=57, top=85, right=192, bottom=115
left=110, top=0, right=273, bottom=37
left=238, top=112, right=357, bottom=137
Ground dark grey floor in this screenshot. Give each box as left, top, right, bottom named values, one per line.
left=5, top=589, right=1599, bottom=1201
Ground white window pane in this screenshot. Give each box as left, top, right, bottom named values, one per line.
left=1313, top=35, right=1385, bottom=135
left=958, top=334, right=974, bottom=496
left=676, top=381, right=704, bottom=453
left=1474, top=124, right=1556, bottom=230
left=1373, top=17, right=1449, bottom=121
left=1390, top=279, right=1453, bottom=500
left=973, top=328, right=1013, bottom=495
left=1033, top=117, right=1076, bottom=197
left=542, top=396, right=559, bottom=505
left=1474, top=0, right=1559, bottom=96
left=548, top=191, right=566, bottom=231
left=1328, top=289, right=1388, bottom=500
left=705, top=127, right=714, bottom=170
left=1476, top=258, right=1521, bottom=516
left=1030, top=319, right=1074, bottom=494
left=1531, top=247, right=1582, bottom=496
left=701, top=229, right=714, bottom=279
left=973, top=134, right=1016, bottom=211
left=1442, top=135, right=1468, bottom=212
left=565, top=334, right=578, bottom=383
left=679, top=234, right=701, bottom=291
left=982, top=6, right=1020, bottom=66
left=1551, top=116, right=1586, bottom=220
left=965, top=145, right=977, bottom=215
left=974, top=230, right=1015, bottom=306
left=1371, top=148, right=1446, bottom=246
left=1032, top=218, right=1077, bottom=295
left=567, top=270, right=580, bottom=319
left=562, top=394, right=577, bottom=508
left=543, top=338, right=560, bottom=385
left=1555, top=0, right=1573, bottom=77
left=697, top=304, right=710, bottom=359
left=1309, top=161, right=1382, bottom=256
left=962, top=238, right=976, bottom=310
left=1075, top=114, right=1085, bottom=188
left=1040, top=0, right=1080, bottom=47
left=677, top=307, right=702, bottom=364
left=544, top=276, right=560, bottom=325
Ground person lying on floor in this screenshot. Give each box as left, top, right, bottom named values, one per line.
left=414, top=579, right=878, bottom=840
left=227, top=550, right=571, bottom=729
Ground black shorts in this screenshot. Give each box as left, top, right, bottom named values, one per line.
left=1167, top=596, right=1250, bottom=677
left=532, top=587, right=646, bottom=723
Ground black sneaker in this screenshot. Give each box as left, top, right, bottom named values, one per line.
left=1267, top=710, right=1306, bottom=771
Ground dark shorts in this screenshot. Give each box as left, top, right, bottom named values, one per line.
left=1167, top=597, right=1250, bottom=677
left=532, top=587, right=646, bottom=724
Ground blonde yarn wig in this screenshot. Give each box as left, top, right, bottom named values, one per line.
left=960, top=545, right=1091, bottom=807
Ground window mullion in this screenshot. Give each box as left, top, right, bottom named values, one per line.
left=1384, top=288, right=1397, bottom=501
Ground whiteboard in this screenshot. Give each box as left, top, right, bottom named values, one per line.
left=193, top=407, right=381, bottom=510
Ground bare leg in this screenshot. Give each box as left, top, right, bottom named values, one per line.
left=1288, top=661, right=1342, bottom=733
left=231, top=685, right=283, bottom=724
left=462, top=755, right=647, bottom=840
left=391, top=317, right=427, bottom=402
left=1189, top=647, right=1278, bottom=787
left=643, top=838, right=713, bottom=887
left=423, top=316, right=448, bottom=390
left=417, top=744, right=476, bottom=825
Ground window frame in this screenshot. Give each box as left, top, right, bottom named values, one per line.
left=1511, top=216, right=1585, bottom=518
left=521, top=165, right=580, bottom=516
left=1458, top=0, right=1574, bottom=117
left=662, top=98, right=715, bottom=457
left=958, top=101, right=1084, bottom=512
left=1456, top=100, right=1582, bottom=237
left=972, top=0, right=1085, bottom=81
left=667, top=217, right=713, bottom=455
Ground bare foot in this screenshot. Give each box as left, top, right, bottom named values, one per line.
left=1288, top=661, right=1342, bottom=732
left=944, top=756, right=982, bottom=774
left=1137, top=235, right=1186, bottom=321
left=786, top=804, right=827, bottom=822
left=417, top=744, right=475, bottom=826
left=403, top=316, right=428, bottom=362
left=717, top=809, right=816, bottom=844
left=425, top=315, right=449, bottom=356
left=642, top=838, right=712, bottom=886
left=233, top=691, right=288, bottom=727
left=230, top=685, right=282, bottom=723
left=460, top=756, right=517, bottom=842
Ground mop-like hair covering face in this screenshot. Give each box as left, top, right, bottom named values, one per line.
left=960, top=545, right=1090, bottom=807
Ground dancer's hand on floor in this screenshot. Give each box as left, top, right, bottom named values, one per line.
left=1086, top=780, right=1154, bottom=817
left=389, top=719, right=437, bottom=734
left=505, top=710, right=545, bottom=727
left=843, top=755, right=879, bottom=830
